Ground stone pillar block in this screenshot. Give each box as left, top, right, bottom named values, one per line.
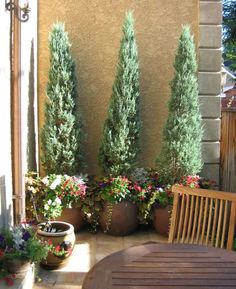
left=200, top=2, right=222, bottom=24
left=198, top=72, right=221, bottom=95
left=202, top=119, right=221, bottom=141
left=199, top=48, right=222, bottom=72
left=202, top=142, right=220, bottom=163
left=200, top=25, right=222, bottom=48
left=199, top=95, right=221, bottom=118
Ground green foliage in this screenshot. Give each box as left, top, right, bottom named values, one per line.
left=41, top=22, right=83, bottom=175
left=99, top=11, right=141, bottom=176
left=0, top=225, right=50, bottom=264
left=99, top=176, right=131, bottom=203
left=25, top=173, right=87, bottom=222
left=223, top=0, right=236, bottom=70
left=156, top=26, right=203, bottom=185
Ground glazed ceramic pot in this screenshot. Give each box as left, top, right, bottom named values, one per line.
left=56, top=207, right=85, bottom=232
left=37, top=221, right=75, bottom=270
left=153, top=205, right=172, bottom=237
left=100, top=200, right=138, bottom=236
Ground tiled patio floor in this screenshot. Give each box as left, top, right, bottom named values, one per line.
left=34, top=227, right=167, bottom=289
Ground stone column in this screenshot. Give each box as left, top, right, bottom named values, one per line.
left=199, top=0, right=222, bottom=186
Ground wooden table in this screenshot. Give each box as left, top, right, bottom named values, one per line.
left=82, top=243, right=236, bottom=289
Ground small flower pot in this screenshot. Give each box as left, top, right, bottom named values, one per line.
left=6, top=258, right=31, bottom=274
left=37, top=221, right=75, bottom=270
left=153, top=205, right=172, bottom=237
left=56, top=207, right=85, bottom=232
left=100, top=200, right=138, bottom=236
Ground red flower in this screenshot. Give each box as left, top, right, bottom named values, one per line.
left=0, top=249, right=4, bottom=258
left=48, top=239, right=53, bottom=245
left=55, top=245, right=61, bottom=253
left=133, top=184, right=142, bottom=192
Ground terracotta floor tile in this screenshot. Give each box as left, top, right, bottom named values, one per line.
left=35, top=228, right=167, bottom=289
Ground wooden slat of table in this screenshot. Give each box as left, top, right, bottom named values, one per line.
left=82, top=243, right=236, bottom=289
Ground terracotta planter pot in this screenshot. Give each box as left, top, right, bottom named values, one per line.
left=56, top=207, right=85, bottom=232
left=153, top=205, right=172, bottom=237
left=100, top=200, right=138, bottom=236
left=37, top=221, right=75, bottom=270
left=6, top=259, right=31, bottom=274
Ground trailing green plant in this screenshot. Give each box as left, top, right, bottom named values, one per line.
left=41, top=22, right=84, bottom=175
left=99, top=11, right=141, bottom=176
left=81, top=176, right=103, bottom=233
left=156, top=25, right=203, bottom=185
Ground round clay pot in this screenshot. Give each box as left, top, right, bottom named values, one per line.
left=37, top=221, right=75, bottom=270
left=6, top=259, right=31, bottom=274
left=56, top=207, right=85, bottom=232
left=153, top=205, right=172, bottom=237
left=100, top=200, right=138, bottom=236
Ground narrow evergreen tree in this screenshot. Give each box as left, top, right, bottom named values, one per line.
left=99, top=11, right=141, bottom=176
left=41, top=23, right=83, bottom=175
left=156, top=26, right=203, bottom=185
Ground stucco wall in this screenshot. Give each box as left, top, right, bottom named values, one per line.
left=38, top=0, right=199, bottom=175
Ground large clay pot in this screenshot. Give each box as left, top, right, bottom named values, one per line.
left=37, top=221, right=75, bottom=270
left=153, top=205, right=172, bottom=237
left=6, top=259, right=31, bottom=274
left=100, top=200, right=138, bottom=236
left=56, top=207, right=85, bottom=232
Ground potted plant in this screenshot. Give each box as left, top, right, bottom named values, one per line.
left=36, top=221, right=75, bottom=270
left=0, top=223, right=50, bottom=274
left=99, top=176, right=138, bottom=236
left=41, top=174, right=87, bottom=231
left=26, top=173, right=87, bottom=232
left=152, top=175, right=214, bottom=236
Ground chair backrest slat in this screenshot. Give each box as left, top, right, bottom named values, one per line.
left=201, top=197, right=209, bottom=245
left=205, top=198, right=213, bottom=246
left=169, top=185, right=236, bottom=250
left=227, top=201, right=236, bottom=250
left=191, top=195, right=199, bottom=244
left=196, top=196, right=204, bottom=243
left=221, top=200, right=229, bottom=249
left=215, top=199, right=224, bottom=248
left=186, top=194, right=194, bottom=243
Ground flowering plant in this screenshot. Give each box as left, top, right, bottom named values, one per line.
left=99, top=176, right=132, bottom=203
left=26, top=173, right=87, bottom=221
left=0, top=224, right=49, bottom=264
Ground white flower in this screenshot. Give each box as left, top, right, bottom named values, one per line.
left=47, top=199, right=52, bottom=205
left=50, top=175, right=62, bottom=189
left=42, top=176, right=49, bottom=185
left=55, top=197, right=61, bottom=205
left=11, top=227, right=24, bottom=250
left=44, top=204, right=49, bottom=211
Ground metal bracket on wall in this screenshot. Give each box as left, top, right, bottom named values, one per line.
left=5, top=0, right=30, bottom=23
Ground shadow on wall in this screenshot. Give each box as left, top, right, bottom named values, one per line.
left=0, top=175, right=13, bottom=227
left=27, top=40, right=37, bottom=172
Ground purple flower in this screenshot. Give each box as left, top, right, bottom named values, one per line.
left=99, top=183, right=107, bottom=188
left=22, top=231, right=31, bottom=241
left=0, top=235, right=5, bottom=243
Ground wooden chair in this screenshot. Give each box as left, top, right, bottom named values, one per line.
left=168, top=185, right=236, bottom=250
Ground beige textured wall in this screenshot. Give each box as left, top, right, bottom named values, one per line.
left=38, top=0, right=199, bottom=175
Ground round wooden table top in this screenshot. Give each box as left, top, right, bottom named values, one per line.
left=82, top=242, right=236, bottom=289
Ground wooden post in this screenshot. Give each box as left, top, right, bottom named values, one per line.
left=11, top=0, right=25, bottom=224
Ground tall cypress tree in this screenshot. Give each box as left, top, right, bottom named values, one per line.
left=41, top=23, right=83, bottom=175
left=156, top=26, right=203, bottom=185
left=99, top=11, right=141, bottom=176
